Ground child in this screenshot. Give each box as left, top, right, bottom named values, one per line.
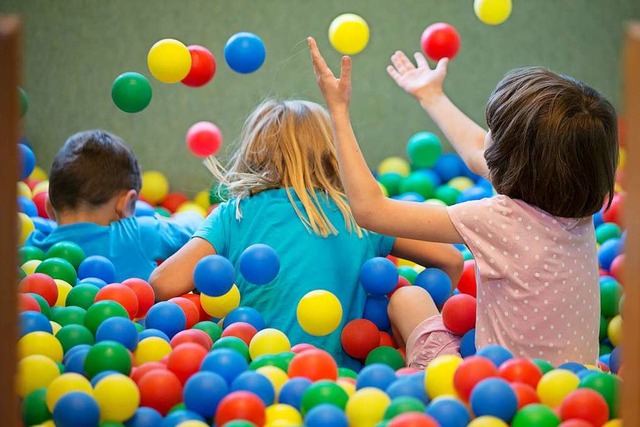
left=26, top=130, right=201, bottom=282
left=308, top=37, right=618, bottom=367
left=150, top=99, right=463, bottom=368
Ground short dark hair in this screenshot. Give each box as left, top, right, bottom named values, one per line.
left=484, top=67, right=618, bottom=218
left=49, top=130, right=141, bottom=212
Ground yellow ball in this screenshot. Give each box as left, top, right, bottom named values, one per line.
left=46, top=373, right=93, bottom=412
left=147, top=38, right=192, bottom=83
left=176, top=202, right=207, bottom=217
left=265, top=403, right=303, bottom=425
left=141, top=170, right=170, bottom=204
left=345, top=387, right=390, bottom=427
left=18, top=331, right=63, bottom=363
left=200, top=285, right=241, bottom=318
left=18, top=212, right=35, bottom=246
left=296, top=290, right=343, bottom=336
left=467, top=416, right=509, bottom=427
left=603, top=420, right=622, bottom=427
left=193, top=190, right=211, bottom=210
left=378, top=182, right=389, bottom=197
left=17, top=181, right=32, bottom=198
left=257, top=366, right=289, bottom=398
left=396, top=258, right=417, bottom=268
left=608, top=314, right=622, bottom=347
left=425, top=198, right=447, bottom=206
left=50, top=321, right=62, bottom=335
left=337, top=378, right=356, bottom=397
left=619, top=147, right=627, bottom=169
left=425, top=354, right=463, bottom=398
left=34, top=421, right=56, bottom=427
left=54, top=279, right=73, bottom=307
left=328, top=13, right=370, bottom=55
left=32, top=180, right=50, bottom=196
left=22, top=259, right=42, bottom=275
left=94, top=374, right=140, bottom=421
left=536, top=369, right=580, bottom=407
left=29, top=165, right=49, bottom=181
left=377, top=156, right=410, bottom=177
left=17, top=354, right=60, bottom=397
left=177, top=422, right=210, bottom=427
left=249, top=328, right=291, bottom=359
left=473, top=0, right=513, bottom=25
left=448, top=176, right=475, bottom=192
left=134, top=336, right=172, bottom=365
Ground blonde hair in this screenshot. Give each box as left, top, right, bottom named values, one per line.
left=205, top=99, right=361, bottom=237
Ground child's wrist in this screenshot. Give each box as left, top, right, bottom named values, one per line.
left=417, top=89, right=445, bottom=109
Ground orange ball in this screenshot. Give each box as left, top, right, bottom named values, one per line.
left=288, top=349, right=338, bottom=382
left=221, top=321, right=258, bottom=347
left=95, top=284, right=139, bottom=319
left=138, top=369, right=183, bottom=415
left=168, top=296, right=199, bottom=329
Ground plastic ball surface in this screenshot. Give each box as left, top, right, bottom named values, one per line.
left=407, top=131, right=442, bottom=168
left=296, top=289, right=343, bottom=336
left=147, top=38, right=192, bottom=83
left=239, top=243, right=280, bottom=284
left=193, top=254, right=235, bottom=296
left=182, top=45, right=216, bottom=87
left=474, top=0, right=513, bottom=25
left=224, top=32, right=266, bottom=74
left=425, top=354, right=463, bottom=398
left=442, top=293, right=476, bottom=335
left=470, top=377, right=518, bottom=422
left=328, top=13, right=370, bottom=55
left=186, top=121, right=223, bottom=158
left=215, top=390, right=266, bottom=426
left=111, top=72, right=152, bottom=113
left=93, top=373, right=140, bottom=421
left=536, top=369, right=580, bottom=407
left=421, top=22, right=461, bottom=61
left=52, top=391, right=100, bottom=427
left=345, top=387, right=391, bottom=427
left=360, top=257, right=399, bottom=296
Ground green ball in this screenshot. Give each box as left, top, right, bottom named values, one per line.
left=100, top=422, right=126, bottom=427
left=398, top=171, right=436, bottom=199
left=56, top=324, right=95, bottom=353
left=384, top=396, right=425, bottom=420
left=223, top=422, right=258, bottom=427
left=51, top=306, right=87, bottom=326
left=84, top=340, right=132, bottom=378
left=66, top=283, right=100, bottom=310
left=376, top=422, right=390, bottom=427
left=434, top=185, right=461, bottom=206
left=27, top=293, right=51, bottom=318
left=212, top=336, right=250, bottom=362
left=209, top=183, right=230, bottom=205
left=84, top=300, right=129, bottom=334
left=377, top=173, right=404, bottom=197
left=338, top=367, right=358, bottom=379
left=193, top=321, right=223, bottom=343
left=19, top=246, right=45, bottom=265
left=19, top=267, right=27, bottom=282
left=134, top=322, right=145, bottom=333
left=56, top=362, right=65, bottom=374
left=599, top=315, right=608, bottom=340
left=365, top=346, right=405, bottom=370
left=22, top=388, right=51, bottom=426
left=168, top=402, right=187, bottom=413
left=532, top=359, right=555, bottom=374
left=579, top=372, right=620, bottom=418
left=462, top=250, right=474, bottom=261
left=19, top=86, right=28, bottom=117
left=596, top=222, right=622, bottom=245
left=600, top=278, right=622, bottom=318
left=511, top=404, right=560, bottom=427
left=45, top=241, right=86, bottom=269
left=249, top=354, right=288, bottom=371
left=275, top=352, right=295, bottom=371
left=397, top=266, right=418, bottom=284
left=154, top=207, right=171, bottom=217
left=111, top=72, right=152, bottom=113
left=407, top=131, right=441, bottom=168
left=599, top=342, right=613, bottom=356
left=35, top=257, right=77, bottom=286
left=300, top=380, right=349, bottom=415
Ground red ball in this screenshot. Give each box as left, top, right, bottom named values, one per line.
left=131, top=361, right=167, bottom=384
left=601, top=192, right=625, bottom=225
left=25, top=178, right=41, bottom=191
left=170, top=329, right=213, bottom=350
left=167, top=343, right=208, bottom=384
left=388, top=413, right=440, bottom=427
left=180, top=293, right=211, bottom=322
left=291, top=343, right=316, bottom=354
left=387, top=275, right=411, bottom=298
left=397, top=367, right=420, bottom=376
left=186, top=121, right=223, bottom=158
left=498, top=358, right=543, bottom=388
left=95, top=283, right=139, bottom=319
left=32, top=191, right=49, bottom=218
left=457, top=260, right=477, bottom=297
left=122, top=278, right=155, bottom=318
left=138, top=369, right=183, bottom=415
left=222, top=321, right=258, bottom=347
left=559, top=420, right=598, bottom=427
left=18, top=293, right=41, bottom=313
left=288, top=349, right=338, bottom=382
left=169, top=296, right=200, bottom=329
left=19, top=273, right=58, bottom=307
left=420, top=22, right=461, bottom=61
left=559, top=389, right=609, bottom=426
left=160, top=193, right=189, bottom=213
left=379, top=331, right=397, bottom=348
left=511, top=382, right=540, bottom=409
left=215, top=390, right=266, bottom=427
left=341, top=319, right=379, bottom=360
left=441, top=294, right=476, bottom=335
left=181, top=45, right=216, bottom=87
left=453, top=355, right=499, bottom=401
left=609, top=254, right=624, bottom=283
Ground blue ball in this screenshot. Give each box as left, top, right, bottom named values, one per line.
left=598, top=238, right=622, bottom=271
left=278, top=377, right=312, bottom=410
left=593, top=211, right=605, bottom=228
left=18, top=196, right=38, bottom=217
left=557, top=362, right=587, bottom=374
left=386, top=378, right=428, bottom=403
left=392, top=192, right=425, bottom=202
left=457, top=185, right=493, bottom=203
left=470, top=378, right=517, bottom=422
left=19, top=311, right=52, bottom=336
left=359, top=257, right=399, bottom=296
left=231, top=370, right=275, bottom=406
left=201, top=348, right=249, bottom=385
left=138, top=328, right=170, bottom=342
left=305, top=403, right=349, bottom=427
left=63, top=346, right=90, bottom=374
left=90, top=370, right=122, bottom=387
left=77, top=255, right=116, bottom=283
left=135, top=200, right=155, bottom=217
left=78, top=277, right=108, bottom=289
left=609, top=346, right=621, bottom=374
left=415, top=168, right=442, bottom=187
left=433, top=153, right=465, bottom=182
left=145, top=301, right=186, bottom=338
left=426, top=397, right=471, bottom=427
left=96, top=317, right=139, bottom=351
left=62, top=344, right=91, bottom=364
left=356, top=363, right=397, bottom=391
left=599, top=353, right=611, bottom=368
left=18, top=143, right=36, bottom=181
left=184, top=371, right=229, bottom=418
left=193, top=254, right=235, bottom=296
left=125, top=407, right=163, bottom=427
left=413, top=268, right=452, bottom=307
left=224, top=32, right=266, bottom=74
left=476, top=345, right=513, bottom=367
left=363, top=295, right=391, bottom=331
left=475, top=177, right=494, bottom=191
left=52, top=391, right=100, bottom=427
left=239, top=243, right=280, bottom=285
left=460, top=329, right=477, bottom=357
left=223, top=306, right=266, bottom=331
left=161, top=409, right=205, bottom=427
left=460, top=162, right=482, bottom=182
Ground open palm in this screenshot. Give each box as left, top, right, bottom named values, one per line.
left=387, top=51, right=448, bottom=101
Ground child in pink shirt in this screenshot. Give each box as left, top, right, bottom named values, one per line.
left=308, top=38, right=618, bottom=367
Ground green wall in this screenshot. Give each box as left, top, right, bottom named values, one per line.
left=3, top=0, right=639, bottom=194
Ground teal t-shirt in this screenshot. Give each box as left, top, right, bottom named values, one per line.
left=26, top=213, right=201, bottom=282
left=193, top=188, right=395, bottom=368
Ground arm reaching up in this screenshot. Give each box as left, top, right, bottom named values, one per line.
left=387, top=51, right=489, bottom=177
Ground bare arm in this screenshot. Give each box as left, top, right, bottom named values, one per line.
left=387, top=51, right=489, bottom=177
left=391, top=238, right=463, bottom=285
left=149, top=237, right=216, bottom=301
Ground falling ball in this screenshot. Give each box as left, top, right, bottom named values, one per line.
left=328, top=13, right=370, bottom=55
left=296, top=290, right=343, bottom=336
left=147, top=38, right=192, bottom=83
left=186, top=121, right=223, bottom=158
left=420, top=23, right=461, bottom=61
left=111, top=72, right=152, bottom=113
left=182, top=45, right=217, bottom=87
left=474, top=0, right=513, bottom=25
left=224, top=32, right=266, bottom=74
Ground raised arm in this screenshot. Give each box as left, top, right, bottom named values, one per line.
left=387, top=51, right=489, bottom=177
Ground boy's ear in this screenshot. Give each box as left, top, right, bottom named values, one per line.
left=116, top=189, right=138, bottom=218
left=44, top=195, right=57, bottom=221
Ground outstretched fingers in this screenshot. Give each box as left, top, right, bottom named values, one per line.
left=414, top=52, right=429, bottom=69
left=339, top=56, right=352, bottom=88
left=390, top=50, right=416, bottom=74
left=308, top=37, right=335, bottom=80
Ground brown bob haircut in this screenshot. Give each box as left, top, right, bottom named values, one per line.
left=49, top=130, right=141, bottom=212
left=484, top=67, right=618, bottom=218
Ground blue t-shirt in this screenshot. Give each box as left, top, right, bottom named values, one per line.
left=194, top=188, right=395, bottom=368
left=26, top=214, right=201, bottom=282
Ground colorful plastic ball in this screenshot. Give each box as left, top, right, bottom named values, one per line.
left=201, top=348, right=249, bottom=385
left=140, top=171, right=170, bottom=205
left=21, top=388, right=51, bottom=426
left=407, top=131, right=441, bottom=168
left=145, top=301, right=186, bottom=339
left=18, top=86, right=29, bottom=117
left=96, top=317, right=138, bottom=351
left=385, top=377, right=427, bottom=404
left=18, top=293, right=42, bottom=314
left=453, top=355, right=498, bottom=401
left=162, top=409, right=205, bottom=426
left=125, top=407, right=163, bottom=427
left=168, top=297, right=199, bottom=329
left=467, top=416, right=509, bottom=427
left=19, top=273, right=58, bottom=307
left=433, top=185, right=461, bottom=206
left=474, top=0, right=513, bottom=25
left=138, top=369, right=183, bottom=415
left=147, top=38, right=191, bottom=83
left=302, top=403, right=346, bottom=427
left=200, top=284, right=241, bottom=318
left=20, top=311, right=53, bottom=337
left=596, top=222, right=621, bottom=245
left=215, top=390, right=266, bottom=426
left=182, top=45, right=216, bottom=87
left=186, top=121, right=223, bottom=158
left=457, top=260, right=477, bottom=297
left=249, top=328, right=290, bottom=359
left=460, top=328, right=476, bottom=357
left=341, top=318, right=379, bottom=360
left=421, top=22, right=461, bottom=61
left=423, top=397, right=470, bottom=427
left=84, top=300, right=129, bottom=334
left=17, top=354, right=60, bottom=397
left=52, top=391, right=99, bottom=427
left=239, top=243, right=280, bottom=285
left=359, top=257, right=399, bottom=296
left=300, top=380, right=349, bottom=415
left=537, top=369, right=580, bottom=407
left=277, top=377, right=312, bottom=410
left=224, top=32, right=266, bottom=74
left=532, top=359, right=555, bottom=375
left=18, top=195, right=38, bottom=217
left=425, top=355, right=463, bottom=399
left=44, top=243, right=84, bottom=271
left=296, top=289, right=343, bottom=336
left=399, top=171, right=437, bottom=199
left=231, top=371, right=275, bottom=406
left=182, top=371, right=228, bottom=418
left=598, top=239, right=622, bottom=271
left=413, top=268, right=452, bottom=307
left=96, top=284, right=139, bottom=319
left=257, top=366, right=288, bottom=398
left=288, top=349, right=338, bottom=382
left=498, top=358, right=543, bottom=388
left=265, top=403, right=303, bottom=425
left=345, top=387, right=390, bottom=426
left=45, top=372, right=94, bottom=412
left=19, top=331, right=63, bottom=362
left=193, top=254, right=235, bottom=296
left=171, top=329, right=213, bottom=351
left=18, top=212, right=35, bottom=245
left=442, top=294, right=476, bottom=335
left=19, top=143, right=36, bottom=180
left=384, top=396, right=425, bottom=420
left=356, top=363, right=397, bottom=391
left=35, top=257, right=76, bottom=287
left=378, top=156, right=411, bottom=177
left=22, top=259, right=42, bottom=277
left=365, top=346, right=405, bottom=370
left=224, top=306, right=266, bottom=331
left=78, top=255, right=116, bottom=283
left=64, top=283, right=98, bottom=310
left=388, top=412, right=440, bottom=427
left=377, top=172, right=404, bottom=197
left=222, top=321, right=258, bottom=347
left=117, top=279, right=152, bottom=318
left=608, top=346, right=621, bottom=374
left=511, top=382, right=540, bottom=409
left=84, top=340, right=132, bottom=378
left=53, top=279, right=72, bottom=307
left=56, top=324, right=95, bottom=354
left=111, top=72, right=152, bottom=113
left=214, top=336, right=251, bottom=362
left=78, top=277, right=108, bottom=289
left=470, top=378, right=517, bottom=422
left=476, top=345, right=513, bottom=367
left=511, top=403, right=559, bottom=427
left=579, top=371, right=620, bottom=418
left=600, top=277, right=623, bottom=317
left=19, top=246, right=45, bottom=266
left=560, top=388, right=609, bottom=426
left=92, top=374, right=140, bottom=422
left=166, top=343, right=208, bottom=385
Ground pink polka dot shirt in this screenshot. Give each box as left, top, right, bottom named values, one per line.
left=448, top=195, right=599, bottom=365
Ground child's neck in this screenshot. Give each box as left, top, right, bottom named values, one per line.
left=56, top=208, right=120, bottom=227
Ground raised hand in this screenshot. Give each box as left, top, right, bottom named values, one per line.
left=308, top=37, right=352, bottom=114
left=387, top=51, right=448, bottom=102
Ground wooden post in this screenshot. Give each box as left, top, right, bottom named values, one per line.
left=622, top=21, right=640, bottom=426
left=0, top=14, right=21, bottom=427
